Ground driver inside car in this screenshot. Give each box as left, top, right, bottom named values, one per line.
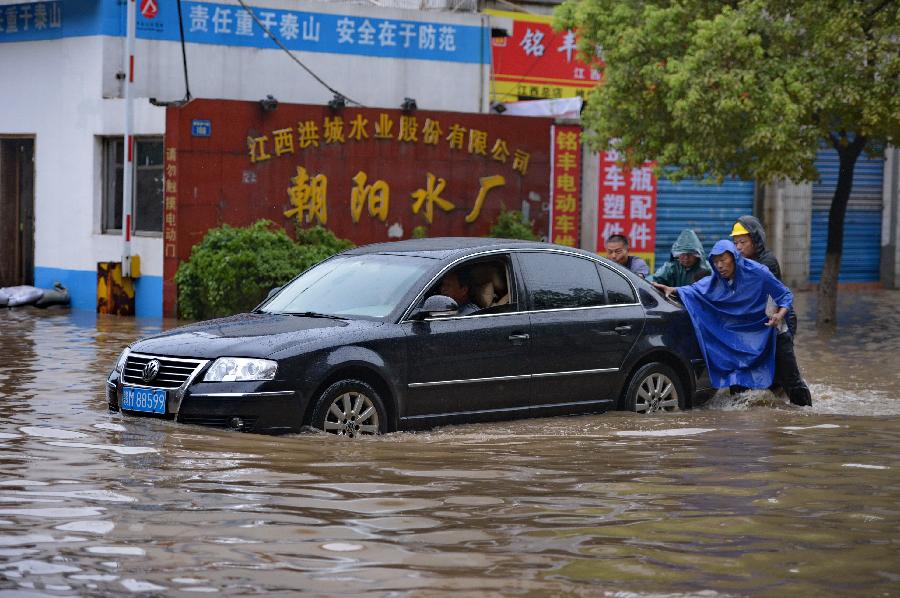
left=439, top=271, right=479, bottom=316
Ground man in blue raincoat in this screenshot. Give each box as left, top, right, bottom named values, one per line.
left=652, top=240, right=812, bottom=405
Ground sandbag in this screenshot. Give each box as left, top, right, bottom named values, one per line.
left=3, top=286, right=43, bottom=307
left=0, top=289, right=8, bottom=307
left=35, top=282, right=70, bottom=308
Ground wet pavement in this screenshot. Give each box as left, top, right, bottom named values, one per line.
left=1, top=290, right=899, bottom=596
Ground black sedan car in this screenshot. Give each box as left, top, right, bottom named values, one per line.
left=107, top=238, right=711, bottom=436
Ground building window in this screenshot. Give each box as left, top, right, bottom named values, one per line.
left=102, top=136, right=164, bottom=234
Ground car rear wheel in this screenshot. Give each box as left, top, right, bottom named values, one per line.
left=311, top=379, right=387, bottom=437
left=624, top=362, right=684, bottom=414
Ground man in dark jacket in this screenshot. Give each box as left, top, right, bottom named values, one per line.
left=730, top=216, right=797, bottom=334
left=730, top=216, right=810, bottom=406
left=731, top=216, right=782, bottom=278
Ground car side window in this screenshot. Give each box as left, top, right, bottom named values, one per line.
left=422, top=257, right=515, bottom=316
left=518, top=252, right=606, bottom=311
left=598, top=265, right=637, bottom=305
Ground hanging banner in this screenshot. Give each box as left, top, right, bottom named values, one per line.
left=596, top=150, right=657, bottom=271
left=486, top=9, right=600, bottom=102
left=549, top=125, right=581, bottom=247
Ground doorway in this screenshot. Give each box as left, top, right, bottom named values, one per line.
left=0, top=138, right=35, bottom=287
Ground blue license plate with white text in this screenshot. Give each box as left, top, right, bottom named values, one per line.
left=121, top=386, right=167, bottom=414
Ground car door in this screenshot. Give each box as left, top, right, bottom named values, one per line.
left=401, top=254, right=533, bottom=423
left=516, top=251, right=643, bottom=409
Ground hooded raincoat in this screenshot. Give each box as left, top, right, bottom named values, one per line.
left=678, top=240, right=793, bottom=389
left=735, top=216, right=781, bottom=280
left=648, top=229, right=711, bottom=287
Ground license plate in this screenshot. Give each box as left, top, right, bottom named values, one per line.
left=121, top=386, right=167, bottom=414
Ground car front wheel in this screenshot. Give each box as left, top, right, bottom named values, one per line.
left=624, top=362, right=684, bottom=414
left=311, top=379, right=387, bottom=437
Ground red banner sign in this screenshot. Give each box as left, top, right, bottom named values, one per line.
left=486, top=10, right=600, bottom=101
left=162, top=99, right=553, bottom=317
left=549, top=125, right=581, bottom=247
left=596, top=151, right=657, bottom=266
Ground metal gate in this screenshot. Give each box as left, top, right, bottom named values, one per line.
left=653, top=177, right=755, bottom=272
left=809, top=149, right=884, bottom=283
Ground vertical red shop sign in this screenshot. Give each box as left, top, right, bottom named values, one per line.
left=549, top=125, right=581, bottom=247
left=596, top=150, right=657, bottom=269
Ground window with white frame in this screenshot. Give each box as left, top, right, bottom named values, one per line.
left=102, top=136, right=164, bottom=234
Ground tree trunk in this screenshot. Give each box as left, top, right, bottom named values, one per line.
left=816, top=136, right=867, bottom=326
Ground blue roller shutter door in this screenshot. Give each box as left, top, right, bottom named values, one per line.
left=809, top=150, right=884, bottom=283
left=654, top=178, right=756, bottom=270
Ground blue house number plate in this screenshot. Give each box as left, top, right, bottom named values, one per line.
left=121, top=386, right=167, bottom=414
left=191, top=119, right=211, bottom=137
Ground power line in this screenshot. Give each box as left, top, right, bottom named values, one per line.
left=234, top=0, right=362, bottom=106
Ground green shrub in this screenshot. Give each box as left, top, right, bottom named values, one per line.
left=411, top=225, right=428, bottom=239
left=295, top=224, right=355, bottom=252
left=174, top=220, right=352, bottom=320
left=489, top=208, right=540, bottom=241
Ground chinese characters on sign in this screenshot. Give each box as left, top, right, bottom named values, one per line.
left=549, top=126, right=581, bottom=247
left=486, top=9, right=601, bottom=102
left=0, top=1, right=62, bottom=40
left=596, top=150, right=657, bottom=268
left=249, top=112, right=531, bottom=176
left=148, top=1, right=485, bottom=64
left=243, top=111, right=532, bottom=228
left=163, top=147, right=178, bottom=259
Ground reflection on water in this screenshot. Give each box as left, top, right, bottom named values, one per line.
left=1, top=291, right=899, bottom=595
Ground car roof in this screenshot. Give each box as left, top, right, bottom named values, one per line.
left=343, top=237, right=595, bottom=260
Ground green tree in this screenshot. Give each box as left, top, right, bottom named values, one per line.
left=556, top=0, right=899, bottom=325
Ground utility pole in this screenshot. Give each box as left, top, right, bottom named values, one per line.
left=122, top=0, right=136, bottom=277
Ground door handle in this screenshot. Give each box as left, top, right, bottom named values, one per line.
left=614, top=324, right=632, bottom=335
left=508, top=333, right=530, bottom=343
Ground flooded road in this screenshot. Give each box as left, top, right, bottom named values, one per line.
left=1, top=290, right=899, bottom=596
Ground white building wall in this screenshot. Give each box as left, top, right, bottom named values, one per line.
left=0, top=0, right=490, bottom=316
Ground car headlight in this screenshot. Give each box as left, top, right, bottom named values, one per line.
left=203, top=358, right=278, bottom=382
left=114, top=348, right=130, bottom=374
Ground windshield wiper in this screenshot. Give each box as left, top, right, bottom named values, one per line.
left=283, top=311, right=348, bottom=321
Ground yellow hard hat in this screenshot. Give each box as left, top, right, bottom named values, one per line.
left=730, top=221, right=750, bottom=237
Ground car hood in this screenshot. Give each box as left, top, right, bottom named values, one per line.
left=129, top=313, right=382, bottom=359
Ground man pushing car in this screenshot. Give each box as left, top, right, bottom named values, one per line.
left=652, top=239, right=812, bottom=406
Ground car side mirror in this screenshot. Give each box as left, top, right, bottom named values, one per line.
left=411, top=295, right=459, bottom=320
left=265, top=286, right=282, bottom=301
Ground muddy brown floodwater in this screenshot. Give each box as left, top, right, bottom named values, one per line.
left=1, top=290, right=899, bottom=596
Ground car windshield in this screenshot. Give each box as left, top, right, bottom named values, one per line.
left=260, top=254, right=433, bottom=319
